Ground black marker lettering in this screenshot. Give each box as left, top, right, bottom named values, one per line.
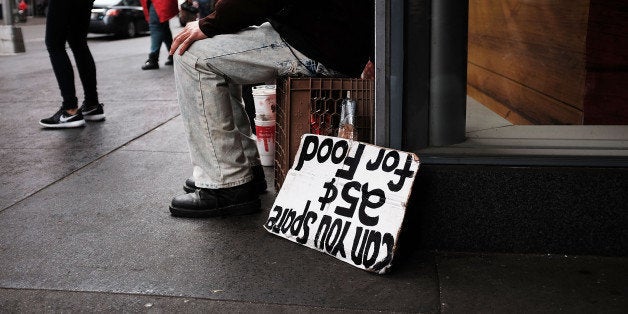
left=335, top=143, right=365, bottom=180
left=330, top=220, right=350, bottom=258
left=382, top=151, right=400, bottom=172
left=324, top=218, right=343, bottom=253
left=317, top=138, right=334, bottom=163
left=297, top=209, right=318, bottom=244
left=371, top=233, right=395, bottom=272
left=290, top=200, right=311, bottom=237
left=388, top=154, right=415, bottom=192
left=331, top=140, right=349, bottom=164
left=358, top=183, right=386, bottom=226
left=334, top=181, right=360, bottom=218
left=318, top=178, right=338, bottom=211
left=314, top=215, right=332, bottom=250
left=294, top=135, right=319, bottom=171
left=366, top=149, right=385, bottom=170
left=264, top=205, right=283, bottom=230
left=363, top=230, right=381, bottom=268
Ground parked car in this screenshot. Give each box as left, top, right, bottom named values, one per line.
left=89, top=0, right=148, bottom=38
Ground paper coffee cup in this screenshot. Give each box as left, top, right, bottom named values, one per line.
left=254, top=118, right=276, bottom=166
left=252, top=85, right=276, bottom=121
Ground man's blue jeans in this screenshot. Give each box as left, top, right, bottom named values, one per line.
left=173, top=23, right=339, bottom=189
left=148, top=3, right=172, bottom=57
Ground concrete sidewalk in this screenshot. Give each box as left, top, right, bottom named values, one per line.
left=0, top=21, right=626, bottom=313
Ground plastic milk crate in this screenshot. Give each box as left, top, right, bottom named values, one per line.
left=274, top=77, right=375, bottom=191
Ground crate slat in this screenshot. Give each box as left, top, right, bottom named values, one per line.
left=274, top=77, right=374, bottom=191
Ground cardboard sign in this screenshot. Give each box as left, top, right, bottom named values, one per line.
left=264, top=135, right=420, bottom=274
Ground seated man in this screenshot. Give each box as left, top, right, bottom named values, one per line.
left=169, top=0, right=374, bottom=218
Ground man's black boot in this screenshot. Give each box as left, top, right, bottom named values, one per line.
left=141, top=53, right=159, bottom=70
left=164, top=55, right=173, bottom=66
left=183, top=165, right=268, bottom=194
left=170, top=181, right=261, bottom=218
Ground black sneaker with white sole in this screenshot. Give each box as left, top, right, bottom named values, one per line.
left=39, top=108, right=86, bottom=128
left=80, top=102, right=105, bottom=121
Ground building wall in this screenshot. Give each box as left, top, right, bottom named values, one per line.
left=582, top=0, right=628, bottom=124
left=467, top=0, right=588, bottom=125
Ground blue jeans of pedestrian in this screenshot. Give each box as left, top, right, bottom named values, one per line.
left=148, top=3, right=173, bottom=57
left=45, top=0, right=99, bottom=110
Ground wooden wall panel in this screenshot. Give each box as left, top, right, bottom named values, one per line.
left=468, top=36, right=586, bottom=109
left=468, top=0, right=590, bottom=124
left=468, top=63, right=583, bottom=125
left=469, top=0, right=589, bottom=51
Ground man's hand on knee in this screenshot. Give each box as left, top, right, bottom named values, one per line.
left=170, top=21, right=209, bottom=56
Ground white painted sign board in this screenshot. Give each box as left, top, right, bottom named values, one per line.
left=264, top=135, right=420, bottom=274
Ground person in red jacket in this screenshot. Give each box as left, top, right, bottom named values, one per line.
left=167, top=0, right=374, bottom=218
left=18, top=0, right=28, bottom=11
left=140, top=0, right=179, bottom=70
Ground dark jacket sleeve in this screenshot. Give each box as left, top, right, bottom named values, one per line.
left=198, top=0, right=285, bottom=37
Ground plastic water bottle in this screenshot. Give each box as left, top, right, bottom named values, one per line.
left=338, top=91, right=358, bottom=140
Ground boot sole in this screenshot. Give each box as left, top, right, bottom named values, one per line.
left=183, top=180, right=267, bottom=194
left=169, top=198, right=261, bottom=218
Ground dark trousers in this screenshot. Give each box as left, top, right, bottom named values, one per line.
left=148, top=3, right=173, bottom=57
left=45, top=0, right=98, bottom=110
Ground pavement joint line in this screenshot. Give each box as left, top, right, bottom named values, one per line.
left=120, top=149, right=189, bottom=154
left=434, top=253, right=444, bottom=314
left=0, top=286, right=387, bottom=313
left=0, top=147, right=115, bottom=150
left=0, top=114, right=181, bottom=214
